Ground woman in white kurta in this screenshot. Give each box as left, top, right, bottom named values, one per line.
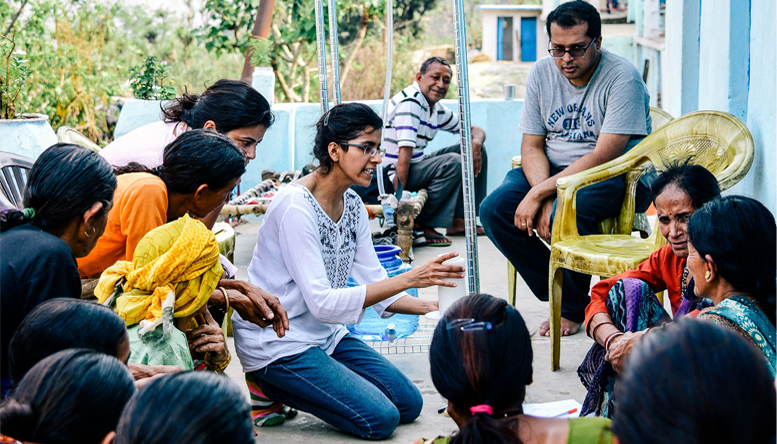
left=233, top=103, right=464, bottom=439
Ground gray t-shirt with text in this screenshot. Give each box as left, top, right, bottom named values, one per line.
left=519, top=49, right=651, bottom=169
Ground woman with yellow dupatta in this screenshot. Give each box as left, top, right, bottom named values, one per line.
left=95, top=214, right=230, bottom=372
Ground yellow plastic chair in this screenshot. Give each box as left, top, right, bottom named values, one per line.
left=56, top=126, right=102, bottom=153
left=546, top=110, right=754, bottom=370
left=507, top=107, right=674, bottom=305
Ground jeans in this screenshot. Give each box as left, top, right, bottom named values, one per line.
left=480, top=166, right=642, bottom=323
left=251, top=335, right=423, bottom=440
left=406, top=144, right=488, bottom=228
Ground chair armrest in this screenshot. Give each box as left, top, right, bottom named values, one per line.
left=615, top=164, right=652, bottom=234
left=550, top=155, right=647, bottom=244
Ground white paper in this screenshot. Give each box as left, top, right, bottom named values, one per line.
left=522, top=399, right=582, bottom=418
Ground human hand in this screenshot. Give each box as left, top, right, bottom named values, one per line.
left=187, top=309, right=229, bottom=365
left=406, top=252, right=465, bottom=289
left=472, top=141, right=482, bottom=177
left=514, top=188, right=543, bottom=235
left=536, top=199, right=555, bottom=242
left=604, top=330, right=645, bottom=372
left=219, top=279, right=289, bottom=338
left=127, top=362, right=181, bottom=381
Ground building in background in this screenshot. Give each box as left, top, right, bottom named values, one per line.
left=479, top=5, right=546, bottom=62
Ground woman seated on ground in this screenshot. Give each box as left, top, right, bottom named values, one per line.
left=612, top=319, right=776, bottom=444
left=78, top=129, right=287, bottom=332
left=581, top=195, right=776, bottom=417
left=232, top=102, right=464, bottom=439
left=579, top=163, right=720, bottom=416
left=0, top=143, right=116, bottom=395
left=78, top=129, right=244, bottom=279
left=112, top=372, right=253, bottom=444
left=0, top=349, right=136, bottom=444
left=100, top=78, right=274, bottom=168
left=7, top=299, right=178, bottom=390
left=419, top=293, right=611, bottom=444
left=95, top=214, right=236, bottom=372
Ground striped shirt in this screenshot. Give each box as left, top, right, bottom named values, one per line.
left=381, top=82, right=460, bottom=166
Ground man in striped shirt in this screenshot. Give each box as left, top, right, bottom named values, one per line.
left=382, top=57, right=487, bottom=246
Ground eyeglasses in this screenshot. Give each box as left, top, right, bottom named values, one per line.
left=548, top=38, right=597, bottom=58
left=447, top=318, right=493, bottom=332
left=341, top=143, right=383, bottom=158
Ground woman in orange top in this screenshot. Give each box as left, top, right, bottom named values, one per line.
left=77, top=129, right=245, bottom=278
left=579, top=163, right=720, bottom=416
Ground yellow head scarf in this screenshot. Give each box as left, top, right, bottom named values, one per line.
left=95, top=214, right=223, bottom=328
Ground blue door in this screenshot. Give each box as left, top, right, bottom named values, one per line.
left=496, top=17, right=505, bottom=61
left=520, top=17, right=537, bottom=62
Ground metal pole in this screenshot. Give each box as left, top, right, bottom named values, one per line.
left=376, top=0, right=394, bottom=216
left=314, top=0, right=329, bottom=113
left=327, top=0, right=342, bottom=105
left=451, top=0, right=479, bottom=293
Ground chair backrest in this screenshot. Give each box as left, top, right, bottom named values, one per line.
left=649, top=107, right=674, bottom=131
left=637, top=111, right=754, bottom=192
left=553, top=111, right=755, bottom=243
left=0, top=152, right=34, bottom=209
left=56, top=126, right=102, bottom=153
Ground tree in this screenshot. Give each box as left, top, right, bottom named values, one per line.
left=200, top=0, right=438, bottom=101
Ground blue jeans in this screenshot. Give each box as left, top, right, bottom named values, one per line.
left=480, top=167, right=645, bottom=323
left=251, top=335, right=422, bottom=440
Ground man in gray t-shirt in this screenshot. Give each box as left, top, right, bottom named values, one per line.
left=481, top=0, right=651, bottom=337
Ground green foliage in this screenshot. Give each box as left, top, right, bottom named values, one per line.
left=248, top=36, right=272, bottom=67
left=0, top=33, right=30, bottom=119
left=129, top=55, right=176, bottom=100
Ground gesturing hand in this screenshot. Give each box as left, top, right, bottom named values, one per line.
left=219, top=279, right=289, bottom=338
left=406, top=252, right=465, bottom=289
left=187, top=309, right=229, bottom=366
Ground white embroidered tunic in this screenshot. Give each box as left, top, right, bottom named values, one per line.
left=233, top=184, right=404, bottom=371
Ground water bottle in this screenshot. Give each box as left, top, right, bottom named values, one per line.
left=346, top=245, right=419, bottom=341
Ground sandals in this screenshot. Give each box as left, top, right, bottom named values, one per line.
left=423, top=234, right=452, bottom=247
left=446, top=226, right=486, bottom=236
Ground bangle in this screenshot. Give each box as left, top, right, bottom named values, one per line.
left=204, top=349, right=231, bottom=373
left=589, top=321, right=614, bottom=340
left=604, top=332, right=624, bottom=353
left=218, top=287, right=229, bottom=313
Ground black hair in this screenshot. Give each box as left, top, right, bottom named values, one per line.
left=420, top=56, right=451, bottom=75
left=8, top=299, right=129, bottom=384
left=0, top=143, right=116, bottom=233
left=162, top=79, right=274, bottom=132
left=115, top=129, right=246, bottom=194
left=430, top=294, right=531, bottom=444
left=612, top=318, right=776, bottom=444
left=313, top=103, right=383, bottom=175
left=114, top=372, right=253, bottom=444
left=651, top=162, right=721, bottom=209
left=688, top=195, right=776, bottom=325
left=546, top=0, right=601, bottom=40
left=0, top=349, right=136, bottom=444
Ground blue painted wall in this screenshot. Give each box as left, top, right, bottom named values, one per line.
left=663, top=0, right=776, bottom=215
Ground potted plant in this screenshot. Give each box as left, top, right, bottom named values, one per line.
left=1, top=33, right=57, bottom=159
left=247, top=36, right=275, bottom=106
left=113, top=55, right=177, bottom=139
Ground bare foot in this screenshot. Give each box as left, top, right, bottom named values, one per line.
left=538, top=317, right=583, bottom=337
left=447, top=218, right=486, bottom=236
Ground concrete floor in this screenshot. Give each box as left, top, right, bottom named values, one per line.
left=223, top=218, right=594, bottom=443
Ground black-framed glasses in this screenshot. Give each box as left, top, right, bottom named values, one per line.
left=341, top=142, right=383, bottom=157
left=447, top=318, right=493, bottom=332
left=548, top=38, right=597, bottom=58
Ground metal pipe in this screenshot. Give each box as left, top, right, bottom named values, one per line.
left=314, top=0, right=329, bottom=113
left=451, top=0, right=480, bottom=293
left=377, top=0, right=394, bottom=199
left=327, top=0, right=342, bottom=105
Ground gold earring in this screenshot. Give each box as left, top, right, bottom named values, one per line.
left=705, top=271, right=711, bottom=280
left=84, top=227, right=96, bottom=238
